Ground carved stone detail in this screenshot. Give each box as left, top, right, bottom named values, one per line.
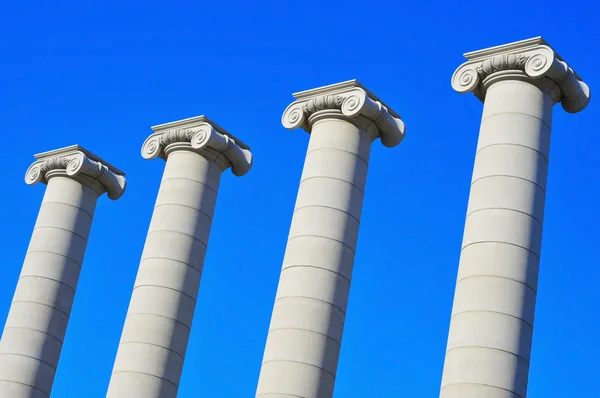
left=474, top=54, right=528, bottom=77
left=282, top=80, right=406, bottom=148
left=142, top=116, right=253, bottom=177
left=25, top=145, right=127, bottom=200
left=452, top=37, right=591, bottom=113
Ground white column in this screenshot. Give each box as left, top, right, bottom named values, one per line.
left=441, top=37, right=590, bottom=398
left=0, top=146, right=126, bottom=398
left=107, top=116, right=252, bottom=398
left=256, top=80, right=405, bottom=398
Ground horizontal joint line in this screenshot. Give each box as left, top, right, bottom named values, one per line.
left=25, top=250, right=82, bottom=266
left=260, top=359, right=336, bottom=379
left=17, top=275, right=77, bottom=294
left=286, top=235, right=355, bottom=254
left=152, top=203, right=213, bottom=221
left=282, top=264, right=351, bottom=285
left=146, top=230, right=208, bottom=247
left=274, top=296, right=346, bottom=315
left=293, top=205, right=361, bottom=225
left=124, top=313, right=191, bottom=331
left=11, top=301, right=70, bottom=318
left=461, top=241, right=540, bottom=260
left=133, top=285, right=198, bottom=303
left=441, top=381, right=524, bottom=398
left=160, top=177, right=218, bottom=195
left=3, top=326, right=64, bottom=344
left=456, top=274, right=537, bottom=293
left=40, top=201, right=94, bottom=219
left=268, top=327, right=342, bottom=346
left=481, top=110, right=551, bottom=129
left=110, top=370, right=179, bottom=388
left=451, top=309, right=533, bottom=330
left=0, top=352, right=57, bottom=370
left=139, top=256, right=203, bottom=274
left=33, top=225, right=88, bottom=244
left=466, top=207, right=544, bottom=227
left=476, top=142, right=549, bottom=163
left=306, top=147, right=369, bottom=165
left=471, top=175, right=546, bottom=193
left=445, top=345, right=530, bottom=364
left=118, top=341, right=185, bottom=360
left=0, top=380, right=49, bottom=396
left=300, top=176, right=364, bottom=195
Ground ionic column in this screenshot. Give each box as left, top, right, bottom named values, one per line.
left=0, top=146, right=126, bottom=398
left=256, top=80, right=405, bottom=398
left=106, top=116, right=252, bottom=398
left=441, top=37, right=591, bottom=398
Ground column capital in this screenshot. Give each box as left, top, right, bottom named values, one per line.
left=452, top=36, right=591, bottom=113
left=25, top=145, right=127, bottom=200
left=281, top=80, right=406, bottom=148
left=141, top=115, right=253, bottom=177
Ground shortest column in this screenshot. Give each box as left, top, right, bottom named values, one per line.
left=0, top=145, right=126, bottom=398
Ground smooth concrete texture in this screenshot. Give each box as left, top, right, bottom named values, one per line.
left=256, top=80, right=405, bottom=398
left=0, top=146, right=126, bottom=398
left=107, top=116, right=252, bottom=398
left=442, top=37, right=591, bottom=398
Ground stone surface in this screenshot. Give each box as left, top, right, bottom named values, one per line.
left=0, top=146, right=126, bottom=398
left=256, top=80, right=405, bottom=398
left=441, top=37, right=590, bottom=398
left=106, top=116, right=252, bottom=398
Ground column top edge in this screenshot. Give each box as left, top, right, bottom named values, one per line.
left=151, top=115, right=250, bottom=150
left=464, top=36, right=546, bottom=59
left=462, top=36, right=581, bottom=81
left=292, top=79, right=401, bottom=119
left=34, top=144, right=125, bottom=176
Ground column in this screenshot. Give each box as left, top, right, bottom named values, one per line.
left=256, top=80, right=406, bottom=398
left=441, top=37, right=590, bottom=397
left=106, top=116, right=252, bottom=398
left=0, top=146, right=126, bottom=398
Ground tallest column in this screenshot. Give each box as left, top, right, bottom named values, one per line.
left=256, top=80, right=405, bottom=398
left=441, top=37, right=590, bottom=397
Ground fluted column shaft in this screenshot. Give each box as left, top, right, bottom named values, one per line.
left=441, top=75, right=555, bottom=397
left=0, top=177, right=97, bottom=398
left=257, top=112, right=375, bottom=398
left=107, top=149, right=221, bottom=397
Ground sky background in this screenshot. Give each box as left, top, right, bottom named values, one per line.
left=0, top=1, right=599, bottom=396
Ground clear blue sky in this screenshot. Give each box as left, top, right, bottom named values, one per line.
left=0, top=1, right=598, bottom=396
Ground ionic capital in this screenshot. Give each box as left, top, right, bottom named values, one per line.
left=282, top=80, right=406, bottom=148
left=452, top=37, right=591, bottom=113
left=142, top=115, right=253, bottom=177
left=25, top=145, right=127, bottom=200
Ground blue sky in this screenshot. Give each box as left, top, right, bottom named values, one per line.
left=0, top=1, right=598, bottom=396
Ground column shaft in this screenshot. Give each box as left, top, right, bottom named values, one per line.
left=257, top=115, right=372, bottom=398
left=107, top=150, right=221, bottom=398
left=440, top=78, right=554, bottom=398
left=0, top=176, right=98, bottom=398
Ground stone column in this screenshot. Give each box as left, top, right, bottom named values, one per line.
left=256, top=80, right=405, bottom=398
left=441, top=37, right=590, bottom=398
left=0, top=146, right=126, bottom=398
left=106, top=116, right=252, bottom=398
